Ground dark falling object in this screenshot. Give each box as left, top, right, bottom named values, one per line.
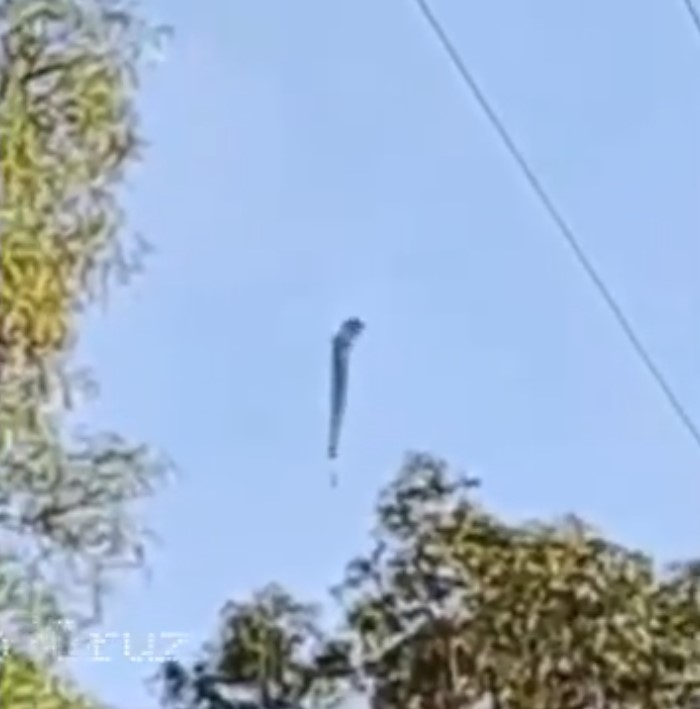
left=328, top=317, right=365, bottom=465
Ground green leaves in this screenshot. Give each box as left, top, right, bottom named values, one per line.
left=0, top=652, right=98, bottom=709
left=0, top=0, right=162, bottom=369
left=159, top=454, right=700, bottom=709
left=0, top=3, right=169, bottom=707
left=0, top=0, right=171, bottom=657
left=209, top=584, right=348, bottom=707
left=0, top=0, right=171, bottom=601
left=336, top=453, right=700, bottom=708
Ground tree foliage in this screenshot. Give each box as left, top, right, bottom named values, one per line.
left=0, top=0, right=151, bottom=372
left=161, top=453, right=700, bottom=709
left=0, top=652, right=100, bottom=709
left=0, top=0, right=170, bottom=637
left=0, top=1, right=170, bottom=707
left=158, top=584, right=352, bottom=709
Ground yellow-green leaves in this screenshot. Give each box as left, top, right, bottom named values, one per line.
left=0, top=0, right=146, bottom=368
left=0, top=5, right=168, bottom=708
left=0, top=653, right=97, bottom=709
left=337, top=453, right=700, bottom=709
left=0, top=0, right=171, bottom=634
left=161, top=454, right=700, bottom=709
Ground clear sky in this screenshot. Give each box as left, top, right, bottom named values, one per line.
left=62, top=0, right=700, bottom=706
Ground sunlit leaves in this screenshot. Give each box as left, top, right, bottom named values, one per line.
left=0, top=0, right=154, bottom=369
left=159, top=585, right=353, bottom=709
left=209, top=584, right=348, bottom=707
left=0, top=3, right=168, bottom=707
left=0, top=653, right=98, bottom=709
left=0, top=0, right=171, bottom=633
left=155, top=453, right=700, bottom=708
left=336, top=452, right=700, bottom=709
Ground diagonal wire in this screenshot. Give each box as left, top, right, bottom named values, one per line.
left=409, top=0, right=700, bottom=450
left=681, top=0, right=700, bottom=38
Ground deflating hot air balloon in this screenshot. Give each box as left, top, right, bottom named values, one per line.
left=327, top=317, right=365, bottom=476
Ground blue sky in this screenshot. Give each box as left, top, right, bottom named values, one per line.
left=63, top=0, right=700, bottom=706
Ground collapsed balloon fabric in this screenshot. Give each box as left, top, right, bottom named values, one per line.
left=327, top=317, right=365, bottom=477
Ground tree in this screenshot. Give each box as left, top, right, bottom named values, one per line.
left=0, top=0, right=170, bottom=705
left=0, top=652, right=101, bottom=708
left=337, top=453, right=700, bottom=708
left=0, top=0, right=153, bottom=371
left=157, top=584, right=352, bottom=709
left=0, top=0, right=170, bottom=633
left=162, top=453, right=700, bottom=709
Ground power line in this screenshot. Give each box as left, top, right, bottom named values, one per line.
left=409, top=0, right=700, bottom=451
left=681, top=0, right=700, bottom=39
